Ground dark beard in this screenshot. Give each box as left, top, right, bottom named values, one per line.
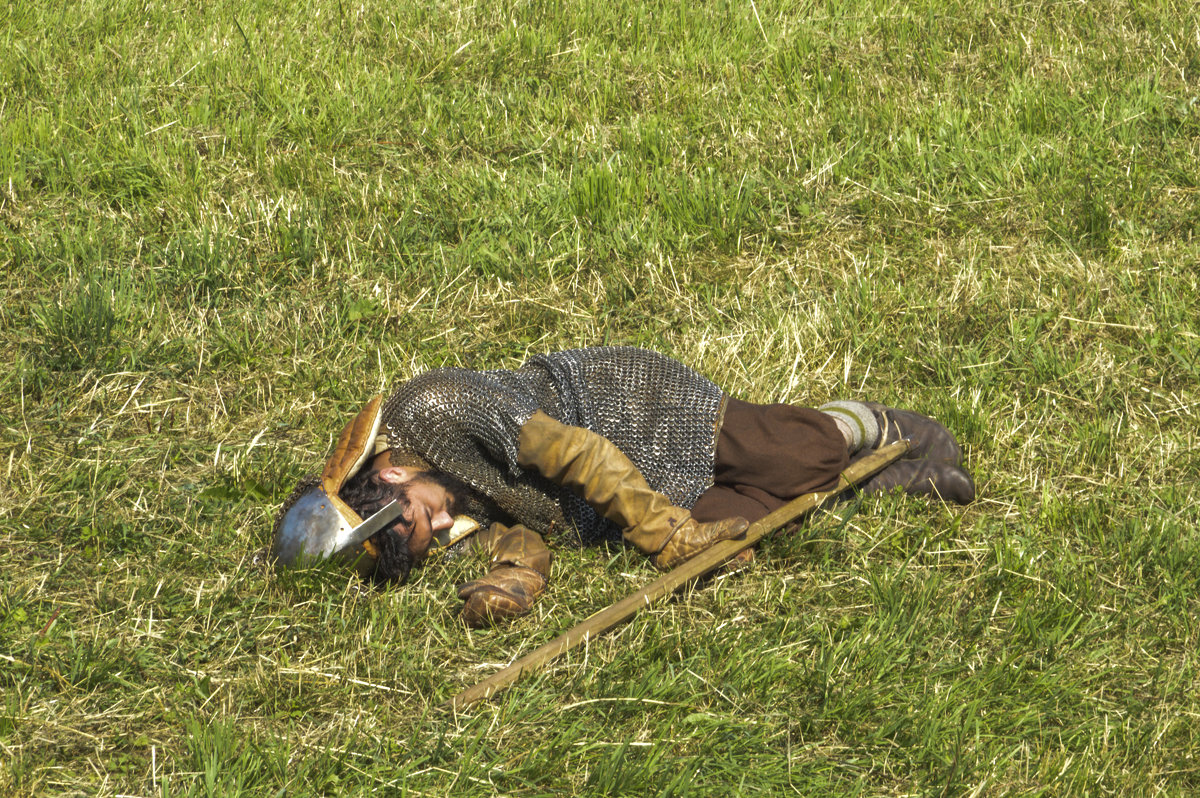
left=367, top=471, right=478, bottom=585
left=370, top=524, right=414, bottom=585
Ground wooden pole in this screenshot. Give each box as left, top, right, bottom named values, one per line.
left=446, top=441, right=910, bottom=711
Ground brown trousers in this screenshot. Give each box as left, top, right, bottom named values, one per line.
left=690, top=398, right=848, bottom=524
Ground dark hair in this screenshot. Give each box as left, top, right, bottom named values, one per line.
left=339, top=469, right=416, bottom=584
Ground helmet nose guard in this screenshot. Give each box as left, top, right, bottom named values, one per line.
left=272, top=395, right=390, bottom=577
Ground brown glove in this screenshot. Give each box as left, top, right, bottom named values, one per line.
left=457, top=523, right=552, bottom=627
left=517, top=410, right=747, bottom=570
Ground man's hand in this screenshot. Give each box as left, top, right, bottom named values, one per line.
left=457, top=566, right=547, bottom=627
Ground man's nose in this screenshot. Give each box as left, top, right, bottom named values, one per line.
left=431, top=510, right=454, bottom=532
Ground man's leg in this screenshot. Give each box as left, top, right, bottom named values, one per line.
left=692, top=396, right=974, bottom=525
left=692, top=398, right=850, bottom=524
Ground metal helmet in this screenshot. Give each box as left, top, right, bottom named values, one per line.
left=272, top=395, right=395, bottom=577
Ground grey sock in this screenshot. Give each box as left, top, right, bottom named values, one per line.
left=819, top=401, right=881, bottom=453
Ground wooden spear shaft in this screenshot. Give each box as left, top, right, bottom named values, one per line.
left=446, top=440, right=910, bottom=711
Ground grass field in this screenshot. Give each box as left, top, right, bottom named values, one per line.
left=3, top=0, right=1200, bottom=794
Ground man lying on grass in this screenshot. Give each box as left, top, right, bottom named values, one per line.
left=273, top=346, right=973, bottom=626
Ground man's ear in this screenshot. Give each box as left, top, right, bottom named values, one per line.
left=378, top=466, right=419, bottom=485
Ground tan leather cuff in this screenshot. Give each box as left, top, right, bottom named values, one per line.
left=516, top=410, right=684, bottom=555
left=515, top=410, right=565, bottom=469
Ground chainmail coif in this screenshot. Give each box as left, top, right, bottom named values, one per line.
left=381, top=346, right=726, bottom=545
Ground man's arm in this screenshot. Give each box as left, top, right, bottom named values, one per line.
left=516, top=411, right=747, bottom=570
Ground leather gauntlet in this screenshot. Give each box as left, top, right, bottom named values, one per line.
left=457, top=523, right=552, bottom=627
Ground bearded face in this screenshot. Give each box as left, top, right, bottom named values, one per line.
left=340, top=468, right=468, bottom=584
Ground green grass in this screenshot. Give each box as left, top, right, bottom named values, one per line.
left=3, top=0, right=1199, bottom=794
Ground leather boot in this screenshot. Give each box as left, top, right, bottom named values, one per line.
left=863, top=402, right=963, bottom=465
left=457, top=523, right=552, bottom=627
left=517, top=411, right=748, bottom=570
left=859, top=460, right=975, bottom=504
